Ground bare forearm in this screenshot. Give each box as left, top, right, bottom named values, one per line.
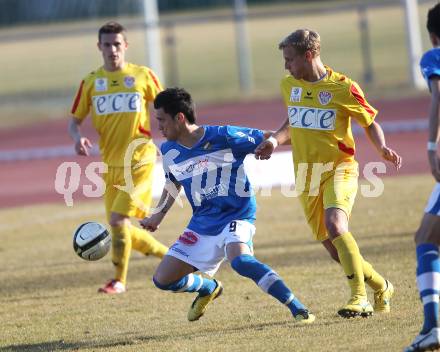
left=140, top=181, right=182, bottom=231
left=428, top=98, right=440, bottom=143
left=157, top=182, right=181, bottom=214
left=363, top=120, right=402, bottom=169
left=263, top=130, right=275, bottom=139
left=254, top=119, right=291, bottom=159
left=365, top=121, right=386, bottom=153
left=272, top=119, right=291, bottom=145
left=426, top=83, right=440, bottom=179
left=68, top=118, right=82, bottom=142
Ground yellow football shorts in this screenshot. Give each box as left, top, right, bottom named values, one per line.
left=104, top=157, right=156, bottom=221
left=298, top=161, right=359, bottom=241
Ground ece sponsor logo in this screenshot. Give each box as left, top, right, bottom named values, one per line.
left=288, top=106, right=336, bottom=131
left=92, top=92, right=142, bottom=115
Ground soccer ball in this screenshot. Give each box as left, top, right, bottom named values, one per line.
left=73, top=222, right=111, bottom=261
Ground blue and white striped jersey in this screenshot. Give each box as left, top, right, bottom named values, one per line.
left=160, top=125, right=264, bottom=236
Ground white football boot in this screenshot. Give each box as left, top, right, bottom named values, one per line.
left=404, top=327, right=440, bottom=352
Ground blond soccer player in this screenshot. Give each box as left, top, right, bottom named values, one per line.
left=255, top=29, right=402, bottom=318
left=68, top=22, right=168, bottom=294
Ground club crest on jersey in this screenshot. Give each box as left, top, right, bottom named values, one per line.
left=124, top=76, right=135, bottom=88
left=290, top=87, right=302, bottom=102
left=178, top=231, right=199, bottom=246
left=95, top=78, right=108, bottom=92
left=318, top=91, right=332, bottom=105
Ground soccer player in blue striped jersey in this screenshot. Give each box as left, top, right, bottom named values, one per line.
left=405, top=3, right=440, bottom=352
left=140, top=87, right=314, bottom=324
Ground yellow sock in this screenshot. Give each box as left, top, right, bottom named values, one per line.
left=332, top=232, right=366, bottom=298
left=130, top=225, right=168, bottom=258
left=111, top=225, right=131, bottom=285
left=362, top=258, right=386, bottom=292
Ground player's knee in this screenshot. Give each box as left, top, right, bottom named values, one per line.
left=153, top=275, right=189, bottom=292
left=230, top=254, right=267, bottom=283
left=109, top=213, right=130, bottom=227
left=152, top=276, right=172, bottom=291
left=415, top=227, right=424, bottom=245
left=325, top=220, right=347, bottom=237
left=415, top=227, right=439, bottom=245
left=231, top=254, right=254, bottom=274
left=109, top=220, right=126, bottom=228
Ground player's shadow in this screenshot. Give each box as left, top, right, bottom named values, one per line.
left=0, top=318, right=340, bottom=351
left=0, top=340, right=81, bottom=351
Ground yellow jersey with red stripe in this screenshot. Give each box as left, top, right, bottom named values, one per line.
left=280, top=66, right=376, bottom=167
left=71, top=63, right=162, bottom=167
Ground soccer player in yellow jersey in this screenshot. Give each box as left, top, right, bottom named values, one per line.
left=68, top=22, right=168, bottom=294
left=255, top=29, right=402, bottom=318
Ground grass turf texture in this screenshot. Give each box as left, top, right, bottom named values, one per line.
left=0, top=173, right=432, bottom=351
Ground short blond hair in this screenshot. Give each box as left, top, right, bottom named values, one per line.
left=278, top=29, right=320, bottom=56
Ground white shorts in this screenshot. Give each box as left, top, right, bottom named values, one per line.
left=425, top=183, right=440, bottom=215
left=166, top=220, right=256, bottom=277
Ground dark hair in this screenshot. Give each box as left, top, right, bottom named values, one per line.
left=427, top=3, right=440, bottom=38
left=98, top=21, right=127, bottom=42
left=154, top=88, right=196, bottom=124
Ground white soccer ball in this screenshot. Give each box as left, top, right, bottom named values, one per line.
left=73, top=222, right=111, bottom=261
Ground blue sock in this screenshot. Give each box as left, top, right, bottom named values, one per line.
left=416, top=243, right=440, bottom=334
left=153, top=274, right=217, bottom=296
left=231, top=254, right=307, bottom=316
